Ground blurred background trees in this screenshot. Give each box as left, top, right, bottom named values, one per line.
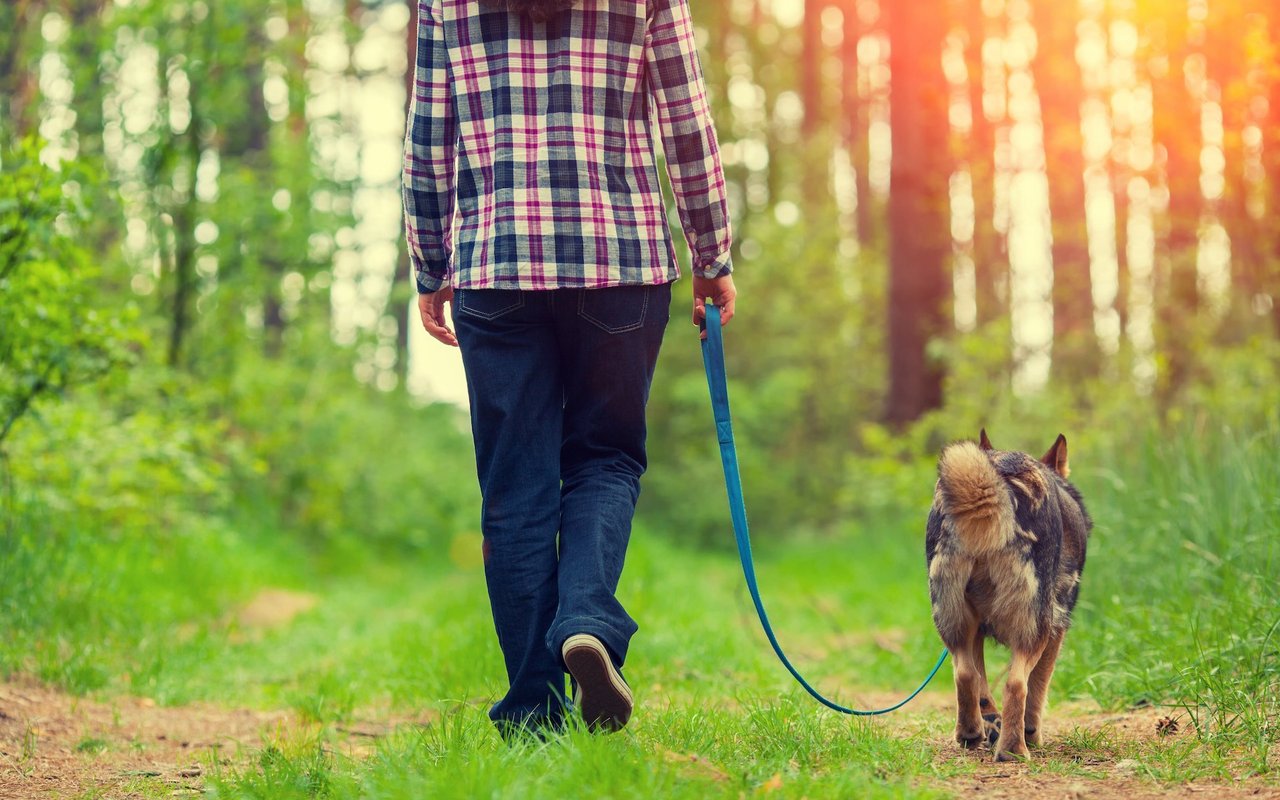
left=3, top=0, right=1280, bottom=549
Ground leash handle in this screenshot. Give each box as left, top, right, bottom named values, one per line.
left=699, top=304, right=949, bottom=716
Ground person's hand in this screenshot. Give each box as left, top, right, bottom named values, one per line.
left=692, top=274, right=736, bottom=338
left=418, top=288, right=458, bottom=347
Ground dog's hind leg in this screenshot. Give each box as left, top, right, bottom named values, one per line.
left=993, top=639, right=1047, bottom=762
left=949, top=618, right=986, bottom=749
left=972, top=628, right=1000, bottom=745
left=1023, top=629, right=1064, bottom=747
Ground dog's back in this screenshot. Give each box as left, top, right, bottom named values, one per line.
left=926, top=435, right=1090, bottom=652
left=925, top=431, right=1092, bottom=761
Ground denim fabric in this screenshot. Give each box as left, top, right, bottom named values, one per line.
left=452, top=283, right=671, bottom=729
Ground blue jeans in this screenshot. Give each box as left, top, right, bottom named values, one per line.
left=452, top=283, right=672, bottom=730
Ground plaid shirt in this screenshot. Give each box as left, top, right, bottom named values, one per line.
left=403, top=0, right=733, bottom=293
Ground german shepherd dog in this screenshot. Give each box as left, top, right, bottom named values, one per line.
left=926, top=430, right=1091, bottom=761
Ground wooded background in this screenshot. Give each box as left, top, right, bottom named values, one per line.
left=4, top=0, right=1280, bottom=545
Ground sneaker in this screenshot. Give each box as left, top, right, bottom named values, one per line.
left=561, top=634, right=633, bottom=732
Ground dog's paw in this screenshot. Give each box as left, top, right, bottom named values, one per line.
left=993, top=740, right=1030, bottom=762
left=956, top=726, right=985, bottom=750
left=982, top=713, right=1001, bottom=747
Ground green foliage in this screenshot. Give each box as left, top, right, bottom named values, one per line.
left=221, top=330, right=479, bottom=557
left=1055, top=418, right=1280, bottom=765
left=644, top=210, right=887, bottom=544
left=0, top=137, right=139, bottom=449
left=0, top=334, right=480, bottom=691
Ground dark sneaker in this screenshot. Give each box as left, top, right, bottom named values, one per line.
left=561, top=634, right=633, bottom=732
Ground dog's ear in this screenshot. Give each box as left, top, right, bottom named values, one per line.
left=979, top=428, right=994, bottom=451
left=1041, top=434, right=1069, bottom=478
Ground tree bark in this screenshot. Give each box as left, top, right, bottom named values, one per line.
left=843, top=0, right=877, bottom=247
left=1150, top=6, right=1201, bottom=400
left=964, top=0, right=1001, bottom=325
left=1218, top=99, right=1260, bottom=308
left=1266, top=9, right=1280, bottom=336
left=67, top=0, right=108, bottom=158
left=802, top=0, right=825, bottom=138
left=886, top=0, right=951, bottom=425
left=801, top=0, right=827, bottom=202
left=1112, top=166, right=1130, bottom=334
left=1206, top=3, right=1261, bottom=315
left=1104, top=0, right=1130, bottom=338
left=394, top=0, right=421, bottom=380
left=0, top=0, right=44, bottom=137
left=1032, top=0, right=1096, bottom=381
left=169, top=128, right=201, bottom=369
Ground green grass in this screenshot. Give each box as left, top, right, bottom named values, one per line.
left=74, top=736, right=109, bottom=754
left=2, top=423, right=1278, bottom=797
left=1060, top=423, right=1280, bottom=764
left=200, top=707, right=962, bottom=800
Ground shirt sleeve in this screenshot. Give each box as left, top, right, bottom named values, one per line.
left=645, top=0, right=733, bottom=279
left=403, top=0, right=458, bottom=294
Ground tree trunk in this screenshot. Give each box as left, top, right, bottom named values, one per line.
left=1112, top=167, right=1130, bottom=334
left=249, top=23, right=285, bottom=356
left=1032, top=0, right=1096, bottom=381
left=755, top=2, right=784, bottom=205
left=886, top=0, right=951, bottom=425
left=1266, top=9, right=1280, bottom=337
left=394, top=0, right=421, bottom=380
left=843, top=0, right=877, bottom=247
left=802, top=0, right=825, bottom=138
left=1206, top=4, right=1261, bottom=318
left=67, top=0, right=107, bottom=158
left=965, top=0, right=1001, bottom=325
left=1105, top=0, right=1130, bottom=338
left=169, top=128, right=201, bottom=369
left=1218, top=106, right=1260, bottom=309
left=1150, top=7, right=1201, bottom=401
left=801, top=0, right=827, bottom=202
left=0, top=0, right=44, bottom=137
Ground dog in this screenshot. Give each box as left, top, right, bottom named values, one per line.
left=925, top=430, right=1091, bottom=761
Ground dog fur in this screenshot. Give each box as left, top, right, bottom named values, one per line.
left=925, top=430, right=1091, bottom=761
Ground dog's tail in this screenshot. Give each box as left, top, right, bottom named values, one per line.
left=936, top=441, right=1015, bottom=554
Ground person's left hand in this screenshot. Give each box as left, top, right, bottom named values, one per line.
left=418, top=288, right=458, bottom=347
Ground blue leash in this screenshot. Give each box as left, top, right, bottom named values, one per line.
left=699, top=305, right=949, bottom=715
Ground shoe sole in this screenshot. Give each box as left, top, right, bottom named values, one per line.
left=562, top=634, right=633, bottom=733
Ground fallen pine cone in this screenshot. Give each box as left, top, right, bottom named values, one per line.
left=1155, top=715, right=1179, bottom=737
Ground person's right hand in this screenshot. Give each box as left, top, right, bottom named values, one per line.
left=692, top=274, right=736, bottom=338
left=418, top=288, right=459, bottom=347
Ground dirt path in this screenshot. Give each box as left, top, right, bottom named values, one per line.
left=861, top=691, right=1280, bottom=799
left=1, top=679, right=1276, bottom=799
left=0, top=677, right=290, bottom=798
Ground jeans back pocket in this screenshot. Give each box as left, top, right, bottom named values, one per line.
left=577, top=285, right=655, bottom=334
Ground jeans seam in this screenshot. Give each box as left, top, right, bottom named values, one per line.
left=458, top=289, right=525, bottom=321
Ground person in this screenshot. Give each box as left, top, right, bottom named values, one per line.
left=403, top=0, right=736, bottom=737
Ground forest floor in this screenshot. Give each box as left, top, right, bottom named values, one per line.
left=3, top=675, right=1277, bottom=800
left=3, top=528, right=1277, bottom=799
left=2, top=424, right=1280, bottom=800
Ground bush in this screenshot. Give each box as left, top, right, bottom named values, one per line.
left=0, top=137, right=139, bottom=453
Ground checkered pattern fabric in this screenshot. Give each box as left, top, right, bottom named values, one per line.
left=403, top=0, right=733, bottom=293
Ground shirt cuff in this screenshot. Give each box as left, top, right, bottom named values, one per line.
left=412, top=254, right=451, bottom=294
left=696, top=247, right=733, bottom=280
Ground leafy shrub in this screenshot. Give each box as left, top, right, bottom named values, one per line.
left=643, top=211, right=886, bottom=545
left=221, top=329, right=480, bottom=558
left=0, top=137, right=139, bottom=452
